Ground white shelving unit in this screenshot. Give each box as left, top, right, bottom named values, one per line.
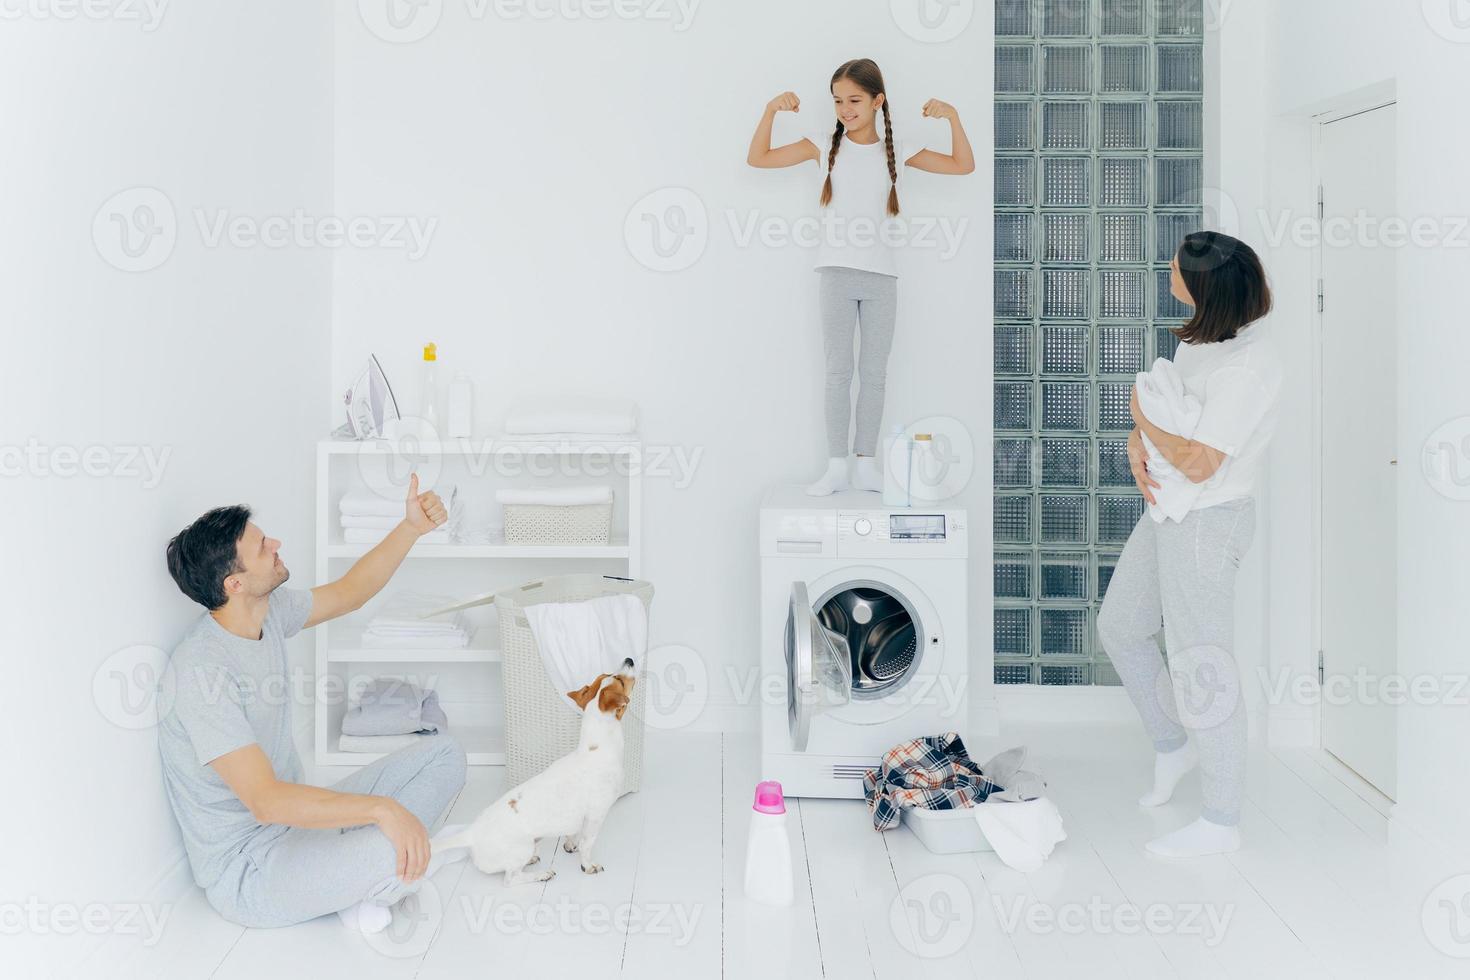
left=314, top=435, right=642, bottom=767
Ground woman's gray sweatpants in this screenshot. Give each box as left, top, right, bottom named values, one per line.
left=204, top=734, right=467, bottom=928
left=818, top=266, right=898, bottom=458
left=1096, top=497, right=1257, bottom=826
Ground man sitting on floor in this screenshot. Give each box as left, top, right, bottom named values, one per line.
left=159, top=475, right=466, bottom=934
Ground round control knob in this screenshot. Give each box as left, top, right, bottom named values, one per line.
left=854, top=518, right=873, bottom=536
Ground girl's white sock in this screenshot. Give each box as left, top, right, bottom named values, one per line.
left=852, top=455, right=883, bottom=492
left=1139, top=741, right=1197, bottom=807
left=1145, top=816, right=1241, bottom=858
left=805, top=457, right=850, bottom=496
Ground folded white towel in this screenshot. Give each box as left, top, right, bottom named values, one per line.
left=503, top=396, right=639, bottom=435
left=340, top=514, right=406, bottom=530
left=522, top=594, right=647, bottom=712
left=363, top=632, right=469, bottom=650
left=366, top=592, right=467, bottom=628
left=494, top=485, right=613, bottom=507
left=1135, top=358, right=1206, bottom=524
left=345, top=526, right=451, bottom=545
left=340, top=483, right=458, bottom=518
left=498, top=432, right=639, bottom=444
left=338, top=731, right=452, bottom=754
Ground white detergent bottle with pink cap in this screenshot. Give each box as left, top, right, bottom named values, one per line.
left=743, top=780, right=794, bottom=906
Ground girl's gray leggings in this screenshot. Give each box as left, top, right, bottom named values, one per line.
left=818, top=266, right=898, bottom=457
left=1096, top=497, right=1257, bottom=826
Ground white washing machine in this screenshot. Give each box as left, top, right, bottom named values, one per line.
left=760, top=485, right=969, bottom=799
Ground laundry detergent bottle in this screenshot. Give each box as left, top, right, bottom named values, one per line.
left=419, top=342, right=440, bottom=437
left=743, top=780, right=794, bottom=906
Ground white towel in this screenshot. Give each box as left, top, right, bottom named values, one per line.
left=503, top=396, right=639, bottom=435
left=340, top=514, right=407, bottom=530
left=345, top=526, right=451, bottom=545
left=363, top=632, right=468, bottom=649
left=1135, top=358, right=1206, bottom=523
left=972, top=797, right=1067, bottom=873
left=522, top=594, right=647, bottom=712
left=339, top=731, right=451, bottom=754
left=340, top=483, right=458, bottom=518
left=498, top=432, right=639, bottom=444
left=364, top=592, right=468, bottom=634
left=494, top=485, right=613, bottom=507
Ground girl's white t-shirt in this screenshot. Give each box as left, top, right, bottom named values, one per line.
left=1159, top=321, right=1284, bottom=513
left=805, top=129, right=928, bottom=278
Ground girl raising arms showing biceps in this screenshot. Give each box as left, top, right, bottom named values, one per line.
left=747, top=58, right=973, bottom=496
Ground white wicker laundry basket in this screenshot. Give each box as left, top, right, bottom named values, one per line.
left=495, top=574, right=654, bottom=795
left=502, top=500, right=612, bottom=545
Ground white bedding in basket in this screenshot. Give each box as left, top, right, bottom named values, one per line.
left=521, top=593, right=648, bottom=712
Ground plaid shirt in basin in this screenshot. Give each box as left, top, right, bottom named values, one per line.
left=862, top=732, right=1002, bottom=831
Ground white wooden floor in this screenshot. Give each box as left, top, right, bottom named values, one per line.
left=95, top=724, right=1470, bottom=979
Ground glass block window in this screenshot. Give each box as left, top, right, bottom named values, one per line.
left=993, top=0, right=1204, bottom=686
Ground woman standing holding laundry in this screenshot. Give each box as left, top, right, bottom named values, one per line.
left=746, top=58, right=974, bottom=496
left=1097, top=231, right=1282, bottom=858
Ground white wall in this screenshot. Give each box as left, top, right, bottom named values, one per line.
left=330, top=0, right=993, bottom=731
left=0, top=4, right=333, bottom=974
left=1217, top=0, right=1470, bottom=840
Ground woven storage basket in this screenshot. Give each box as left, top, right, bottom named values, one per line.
left=495, top=574, right=654, bottom=795
left=503, top=500, right=612, bottom=545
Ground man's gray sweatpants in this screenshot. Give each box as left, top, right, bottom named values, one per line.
left=205, top=735, right=467, bottom=928
left=1096, top=497, right=1257, bottom=826
left=819, top=266, right=898, bottom=458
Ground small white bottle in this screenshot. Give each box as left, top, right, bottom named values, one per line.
left=882, top=424, right=912, bottom=508
left=448, top=373, right=473, bottom=439
left=743, top=780, right=794, bottom=906
left=419, top=342, right=440, bottom=438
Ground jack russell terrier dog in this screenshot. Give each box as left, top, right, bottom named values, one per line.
left=433, top=659, right=636, bottom=884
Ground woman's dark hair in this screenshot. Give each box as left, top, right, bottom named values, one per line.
left=1172, top=231, right=1273, bottom=345
left=166, top=505, right=251, bottom=610
left=820, top=58, right=899, bottom=217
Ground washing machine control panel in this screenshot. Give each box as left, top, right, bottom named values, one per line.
left=836, top=509, right=967, bottom=558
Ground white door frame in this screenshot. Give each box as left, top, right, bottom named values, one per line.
left=1308, top=96, right=1398, bottom=810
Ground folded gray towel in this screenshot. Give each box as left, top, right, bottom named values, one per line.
left=341, top=679, right=448, bottom=737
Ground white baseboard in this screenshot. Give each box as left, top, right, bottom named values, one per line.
left=72, top=845, right=195, bottom=978
left=678, top=696, right=1001, bottom=737
left=970, top=695, right=1000, bottom=736
left=995, top=684, right=1140, bottom=724
left=687, top=698, right=758, bottom=733
left=1387, top=800, right=1470, bottom=864
left=1266, top=704, right=1315, bottom=747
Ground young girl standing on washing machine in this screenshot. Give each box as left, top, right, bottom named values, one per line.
left=746, top=58, right=974, bottom=496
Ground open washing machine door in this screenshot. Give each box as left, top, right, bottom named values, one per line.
left=786, top=581, right=853, bottom=751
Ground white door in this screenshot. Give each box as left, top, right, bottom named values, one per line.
left=1319, top=103, right=1398, bottom=799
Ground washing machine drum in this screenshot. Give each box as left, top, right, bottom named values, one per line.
left=816, top=586, right=921, bottom=697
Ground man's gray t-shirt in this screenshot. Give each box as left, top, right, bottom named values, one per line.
left=158, top=587, right=313, bottom=890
